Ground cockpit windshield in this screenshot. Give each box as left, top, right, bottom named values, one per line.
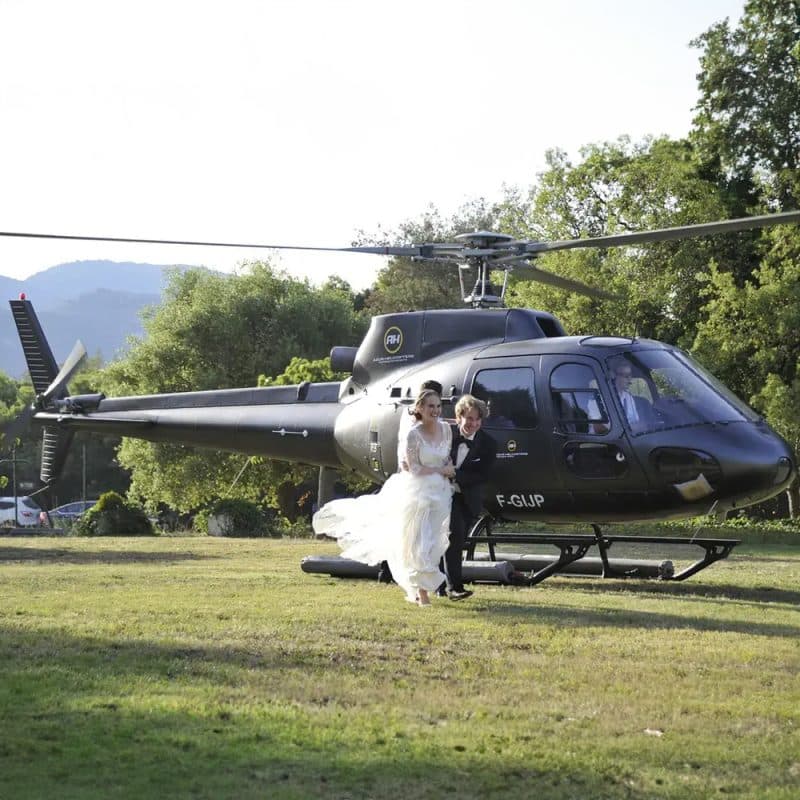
left=605, top=350, right=759, bottom=434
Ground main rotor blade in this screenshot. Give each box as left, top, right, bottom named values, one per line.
left=0, top=229, right=432, bottom=257
left=340, top=245, right=427, bottom=257
left=524, top=210, right=800, bottom=254
left=5, top=209, right=797, bottom=265
left=0, top=231, right=338, bottom=251
left=41, top=340, right=87, bottom=404
left=514, top=263, right=617, bottom=300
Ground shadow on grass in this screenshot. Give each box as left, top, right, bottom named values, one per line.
left=731, top=554, right=800, bottom=563
left=475, top=595, right=800, bottom=638
left=546, top=578, right=800, bottom=607
left=0, top=546, right=216, bottom=565
left=0, top=625, right=665, bottom=799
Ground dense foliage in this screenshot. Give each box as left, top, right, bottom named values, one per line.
left=74, top=491, right=155, bottom=536
left=100, top=264, right=367, bottom=518
left=194, top=497, right=269, bottom=537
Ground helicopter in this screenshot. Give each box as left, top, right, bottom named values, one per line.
left=3, top=211, right=799, bottom=539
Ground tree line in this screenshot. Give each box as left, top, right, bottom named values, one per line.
left=2, top=1, right=799, bottom=518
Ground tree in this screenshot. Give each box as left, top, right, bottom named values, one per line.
left=499, top=137, right=732, bottom=348
left=693, top=226, right=800, bottom=438
left=692, top=225, right=800, bottom=515
left=104, top=263, right=367, bottom=517
left=691, top=0, right=800, bottom=208
left=256, top=356, right=351, bottom=520
left=690, top=2, right=800, bottom=515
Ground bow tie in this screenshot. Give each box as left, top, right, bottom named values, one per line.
left=455, top=435, right=474, bottom=449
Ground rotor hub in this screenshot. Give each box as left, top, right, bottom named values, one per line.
left=454, top=230, right=516, bottom=248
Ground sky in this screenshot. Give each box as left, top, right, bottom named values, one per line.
left=0, top=0, right=746, bottom=292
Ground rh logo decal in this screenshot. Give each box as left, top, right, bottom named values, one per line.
left=384, top=326, right=403, bottom=354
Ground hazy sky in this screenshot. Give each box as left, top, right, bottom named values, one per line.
left=0, top=0, right=745, bottom=291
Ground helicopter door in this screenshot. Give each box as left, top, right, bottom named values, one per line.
left=544, top=357, right=649, bottom=495
left=468, top=362, right=559, bottom=501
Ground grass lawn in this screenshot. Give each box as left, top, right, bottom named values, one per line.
left=0, top=532, right=798, bottom=799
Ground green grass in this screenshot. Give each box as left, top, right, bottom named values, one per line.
left=0, top=534, right=798, bottom=799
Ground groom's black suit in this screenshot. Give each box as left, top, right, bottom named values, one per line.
left=444, top=426, right=497, bottom=593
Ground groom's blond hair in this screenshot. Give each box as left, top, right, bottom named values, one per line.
left=455, top=394, right=487, bottom=420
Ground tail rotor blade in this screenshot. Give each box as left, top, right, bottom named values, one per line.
left=41, top=340, right=87, bottom=404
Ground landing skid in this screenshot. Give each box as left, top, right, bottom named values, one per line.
left=464, top=516, right=739, bottom=585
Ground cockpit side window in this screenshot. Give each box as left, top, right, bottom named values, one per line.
left=550, top=363, right=609, bottom=434
left=607, top=350, right=753, bottom=434
left=471, top=367, right=537, bottom=429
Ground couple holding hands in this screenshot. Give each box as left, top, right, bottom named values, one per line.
left=313, top=383, right=496, bottom=607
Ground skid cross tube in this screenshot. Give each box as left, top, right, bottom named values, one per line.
left=465, top=515, right=739, bottom=584
left=590, top=525, right=739, bottom=581
left=465, top=516, right=596, bottom=586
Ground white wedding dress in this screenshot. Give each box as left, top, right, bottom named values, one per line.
left=313, top=420, right=454, bottom=600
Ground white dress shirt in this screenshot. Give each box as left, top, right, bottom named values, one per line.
left=455, top=432, right=475, bottom=468
left=619, top=390, right=639, bottom=424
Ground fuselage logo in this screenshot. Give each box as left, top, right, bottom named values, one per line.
left=384, top=326, right=403, bottom=354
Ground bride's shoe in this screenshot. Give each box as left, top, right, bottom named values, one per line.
left=416, top=589, right=431, bottom=607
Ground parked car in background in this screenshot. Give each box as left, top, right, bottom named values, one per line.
left=0, top=496, right=43, bottom=527
left=39, top=500, right=98, bottom=527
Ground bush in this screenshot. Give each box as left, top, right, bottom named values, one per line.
left=195, top=498, right=270, bottom=537
left=74, top=492, right=156, bottom=537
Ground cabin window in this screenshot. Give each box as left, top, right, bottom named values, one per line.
left=471, top=367, right=537, bottom=429
left=550, top=363, right=609, bottom=434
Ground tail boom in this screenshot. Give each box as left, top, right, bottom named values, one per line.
left=32, top=390, right=345, bottom=467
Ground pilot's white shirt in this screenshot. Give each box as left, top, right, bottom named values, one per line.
left=586, top=390, right=639, bottom=427
left=618, top=390, right=639, bottom=424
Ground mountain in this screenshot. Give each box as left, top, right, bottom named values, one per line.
left=1, top=260, right=192, bottom=378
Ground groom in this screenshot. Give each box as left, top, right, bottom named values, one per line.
left=440, top=394, right=496, bottom=601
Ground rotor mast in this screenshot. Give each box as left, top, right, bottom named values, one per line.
left=456, top=231, right=513, bottom=308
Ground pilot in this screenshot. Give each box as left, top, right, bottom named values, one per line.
left=588, top=360, right=650, bottom=433
left=613, top=362, right=640, bottom=426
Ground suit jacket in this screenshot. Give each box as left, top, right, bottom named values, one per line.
left=451, top=426, right=497, bottom=517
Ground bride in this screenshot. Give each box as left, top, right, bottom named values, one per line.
left=312, top=388, right=455, bottom=606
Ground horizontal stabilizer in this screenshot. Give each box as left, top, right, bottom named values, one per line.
left=33, top=413, right=154, bottom=429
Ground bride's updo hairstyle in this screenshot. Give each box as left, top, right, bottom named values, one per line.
left=408, top=380, right=443, bottom=417
left=412, top=388, right=441, bottom=420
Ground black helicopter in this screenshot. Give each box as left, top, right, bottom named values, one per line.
left=3, top=210, right=799, bottom=533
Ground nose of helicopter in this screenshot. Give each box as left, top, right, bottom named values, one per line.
left=645, top=421, right=795, bottom=511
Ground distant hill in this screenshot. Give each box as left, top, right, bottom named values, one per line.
left=1, top=260, right=194, bottom=378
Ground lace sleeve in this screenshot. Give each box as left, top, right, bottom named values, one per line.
left=404, top=428, right=425, bottom=474
left=442, top=420, right=452, bottom=455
